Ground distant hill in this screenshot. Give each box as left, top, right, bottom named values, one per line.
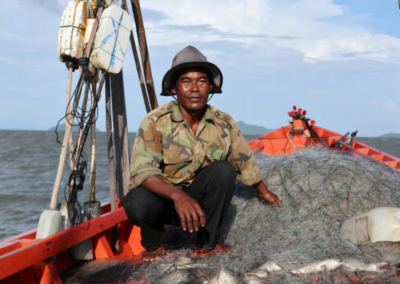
left=48, top=123, right=101, bottom=132
left=236, top=121, right=274, bottom=135
left=379, top=133, right=400, bottom=138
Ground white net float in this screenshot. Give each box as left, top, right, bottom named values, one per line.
left=340, top=207, right=400, bottom=243
left=57, top=1, right=87, bottom=63
left=90, top=4, right=132, bottom=74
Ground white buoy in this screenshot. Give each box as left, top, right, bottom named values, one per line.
left=36, top=210, right=62, bottom=239
left=90, top=4, right=132, bottom=74
left=340, top=207, right=400, bottom=243
left=70, top=216, right=94, bottom=261
left=57, top=1, right=87, bottom=62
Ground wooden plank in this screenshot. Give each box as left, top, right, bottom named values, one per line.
left=0, top=208, right=128, bottom=280
left=105, top=75, right=117, bottom=210
left=110, top=71, right=131, bottom=198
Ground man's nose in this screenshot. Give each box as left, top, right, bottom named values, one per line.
left=190, top=81, right=199, bottom=92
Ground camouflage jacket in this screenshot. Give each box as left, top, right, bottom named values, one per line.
left=128, top=101, right=262, bottom=190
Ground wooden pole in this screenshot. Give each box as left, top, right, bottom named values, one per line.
left=122, top=4, right=151, bottom=113
left=110, top=71, right=130, bottom=198
left=130, top=0, right=159, bottom=110
left=68, top=73, right=106, bottom=201
left=74, top=82, right=91, bottom=165
left=106, top=77, right=119, bottom=251
left=50, top=68, right=76, bottom=210
left=65, top=67, right=75, bottom=170
left=89, top=83, right=97, bottom=202
left=105, top=75, right=117, bottom=210
left=49, top=7, right=104, bottom=210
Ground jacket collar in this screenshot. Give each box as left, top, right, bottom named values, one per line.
left=171, top=101, right=214, bottom=123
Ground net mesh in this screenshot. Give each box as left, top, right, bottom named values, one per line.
left=127, top=147, right=400, bottom=283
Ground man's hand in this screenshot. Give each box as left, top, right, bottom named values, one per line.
left=171, top=191, right=206, bottom=233
left=253, top=180, right=283, bottom=209
left=258, top=191, right=283, bottom=209
left=141, top=176, right=206, bottom=232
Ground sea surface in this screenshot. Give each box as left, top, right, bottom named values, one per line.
left=0, top=130, right=399, bottom=241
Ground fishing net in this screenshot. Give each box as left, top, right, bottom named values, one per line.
left=127, top=147, right=400, bottom=283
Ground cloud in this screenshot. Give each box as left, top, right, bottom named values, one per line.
left=19, top=0, right=63, bottom=14
left=379, top=100, right=400, bottom=112
left=141, top=0, right=400, bottom=63
left=141, top=8, right=169, bottom=22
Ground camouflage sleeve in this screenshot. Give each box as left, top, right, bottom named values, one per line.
left=128, top=117, right=163, bottom=189
left=229, top=120, right=263, bottom=186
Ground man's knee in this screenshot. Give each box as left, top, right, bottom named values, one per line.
left=123, top=187, right=160, bottom=223
left=208, top=160, right=236, bottom=180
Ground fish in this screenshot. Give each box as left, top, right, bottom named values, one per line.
left=245, top=261, right=281, bottom=283
left=206, top=269, right=239, bottom=284
left=342, top=257, right=387, bottom=272
left=291, top=257, right=388, bottom=276
left=291, top=259, right=342, bottom=275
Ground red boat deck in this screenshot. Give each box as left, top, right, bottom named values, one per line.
left=1, top=125, right=400, bottom=284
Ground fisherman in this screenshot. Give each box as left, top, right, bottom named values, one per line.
left=123, top=46, right=283, bottom=261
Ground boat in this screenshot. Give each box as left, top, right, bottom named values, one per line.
left=1, top=1, right=400, bottom=283
left=1, top=125, right=399, bottom=283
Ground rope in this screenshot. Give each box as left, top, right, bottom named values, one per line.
left=65, top=61, right=78, bottom=71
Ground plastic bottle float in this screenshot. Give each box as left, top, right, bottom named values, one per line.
left=57, top=1, right=87, bottom=63
left=90, top=4, right=132, bottom=74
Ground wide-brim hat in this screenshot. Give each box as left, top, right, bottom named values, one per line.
left=160, top=46, right=223, bottom=96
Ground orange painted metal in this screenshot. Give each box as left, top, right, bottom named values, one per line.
left=0, top=207, right=128, bottom=280
left=249, top=125, right=400, bottom=172
left=1, top=125, right=400, bottom=283
left=32, top=260, right=63, bottom=284
left=93, top=233, right=114, bottom=259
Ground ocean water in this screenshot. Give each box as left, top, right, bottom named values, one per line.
left=0, top=130, right=399, bottom=241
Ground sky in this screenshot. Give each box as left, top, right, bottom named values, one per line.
left=1, top=0, right=400, bottom=136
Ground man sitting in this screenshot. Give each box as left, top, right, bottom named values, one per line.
left=123, top=46, right=283, bottom=261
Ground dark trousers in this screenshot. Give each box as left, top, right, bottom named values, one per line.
left=123, top=161, right=236, bottom=251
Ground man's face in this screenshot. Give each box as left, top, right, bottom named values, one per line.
left=171, top=70, right=213, bottom=112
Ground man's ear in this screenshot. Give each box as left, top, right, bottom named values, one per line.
left=209, top=84, right=213, bottom=92
left=171, top=85, right=177, bottom=95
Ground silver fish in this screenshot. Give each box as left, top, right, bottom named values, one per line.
left=205, top=269, right=238, bottom=284
left=245, top=261, right=282, bottom=283
left=291, top=259, right=342, bottom=275
left=342, top=257, right=387, bottom=272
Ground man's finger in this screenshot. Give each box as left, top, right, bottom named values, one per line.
left=273, top=203, right=278, bottom=210
left=179, top=214, right=187, bottom=231
left=277, top=199, right=284, bottom=207
left=191, top=210, right=199, bottom=231
left=194, top=205, right=206, bottom=227
left=185, top=212, right=194, bottom=233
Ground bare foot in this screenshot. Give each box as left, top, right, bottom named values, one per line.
left=213, top=243, right=232, bottom=253
left=196, top=243, right=232, bottom=255
left=142, top=245, right=165, bottom=262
